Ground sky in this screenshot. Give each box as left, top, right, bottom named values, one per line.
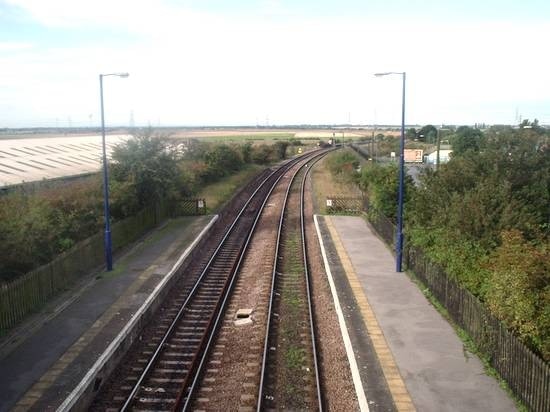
left=1, top=0, right=549, bottom=128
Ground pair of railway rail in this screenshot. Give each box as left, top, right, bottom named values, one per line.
left=92, top=150, right=329, bottom=411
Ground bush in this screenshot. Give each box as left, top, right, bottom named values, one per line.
left=485, top=231, right=550, bottom=359
left=110, top=133, right=180, bottom=216
left=326, top=151, right=359, bottom=182
left=357, top=162, right=414, bottom=221
left=406, top=126, right=550, bottom=357
left=251, top=144, right=274, bottom=164
left=0, top=134, right=274, bottom=283
left=202, top=144, right=244, bottom=181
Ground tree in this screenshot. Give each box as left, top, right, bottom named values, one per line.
left=418, top=125, right=437, bottom=143
left=451, top=126, right=484, bottom=155
left=274, top=141, right=289, bottom=160
left=251, top=144, right=273, bottom=164
left=357, top=162, right=414, bottom=221
left=109, top=132, right=180, bottom=217
left=485, top=230, right=550, bottom=359
left=202, top=144, right=244, bottom=181
left=406, top=127, right=417, bottom=140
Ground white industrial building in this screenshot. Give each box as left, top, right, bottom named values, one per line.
left=425, top=149, right=453, bottom=164
left=0, top=134, right=130, bottom=188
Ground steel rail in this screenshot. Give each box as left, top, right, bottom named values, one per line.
left=119, top=155, right=310, bottom=411
left=179, top=150, right=324, bottom=410
left=257, top=149, right=329, bottom=411
left=301, top=153, right=331, bottom=410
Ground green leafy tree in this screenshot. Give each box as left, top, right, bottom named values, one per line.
left=417, top=125, right=437, bottom=143
left=0, top=194, right=59, bottom=281
left=202, top=144, right=244, bottom=181
left=274, top=141, right=289, bottom=160
left=451, top=126, right=484, bottom=155
left=109, top=133, right=180, bottom=217
left=406, top=127, right=417, bottom=140
left=406, top=125, right=549, bottom=356
left=485, top=230, right=550, bottom=359
left=357, top=163, right=413, bottom=221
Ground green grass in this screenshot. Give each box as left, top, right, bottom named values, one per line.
left=193, top=133, right=295, bottom=143
left=285, top=346, right=306, bottom=370
left=196, top=164, right=266, bottom=213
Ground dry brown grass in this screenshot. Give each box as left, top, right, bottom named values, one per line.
left=310, top=152, right=362, bottom=214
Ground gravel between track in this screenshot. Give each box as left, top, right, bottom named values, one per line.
left=304, top=170, right=360, bottom=411
left=191, top=160, right=360, bottom=410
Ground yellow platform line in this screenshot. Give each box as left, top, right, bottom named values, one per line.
left=325, top=216, right=416, bottom=412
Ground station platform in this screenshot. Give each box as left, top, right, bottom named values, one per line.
left=0, top=213, right=518, bottom=412
left=314, top=215, right=517, bottom=412
left=0, top=215, right=215, bottom=412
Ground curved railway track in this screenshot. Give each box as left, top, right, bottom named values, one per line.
left=91, top=150, right=325, bottom=411
left=257, top=154, right=325, bottom=411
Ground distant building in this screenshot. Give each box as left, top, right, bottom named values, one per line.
left=425, top=149, right=453, bottom=164
left=0, top=134, right=130, bottom=188
left=404, top=149, right=424, bottom=163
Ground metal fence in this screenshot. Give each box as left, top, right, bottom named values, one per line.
left=177, top=198, right=207, bottom=215
left=0, top=202, right=174, bottom=335
left=326, top=195, right=363, bottom=214
left=365, top=205, right=549, bottom=412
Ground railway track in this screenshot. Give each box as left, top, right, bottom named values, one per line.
left=257, top=155, right=324, bottom=411
left=90, top=151, right=324, bottom=411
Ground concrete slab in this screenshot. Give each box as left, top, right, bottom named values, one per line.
left=326, top=215, right=517, bottom=412
left=235, top=308, right=253, bottom=318
left=234, top=318, right=253, bottom=327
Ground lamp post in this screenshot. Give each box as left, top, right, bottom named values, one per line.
left=99, top=72, right=129, bottom=271
left=374, top=71, right=406, bottom=272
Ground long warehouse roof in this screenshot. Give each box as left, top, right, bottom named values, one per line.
left=0, top=134, right=130, bottom=188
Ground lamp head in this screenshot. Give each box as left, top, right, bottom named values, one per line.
left=374, top=71, right=405, bottom=77
left=101, top=72, right=130, bottom=78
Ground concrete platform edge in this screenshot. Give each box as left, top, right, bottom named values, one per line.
left=56, top=214, right=219, bottom=412
left=314, top=214, right=370, bottom=412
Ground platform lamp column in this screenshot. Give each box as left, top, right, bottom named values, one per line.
left=99, top=72, right=129, bottom=271
left=374, top=71, right=406, bottom=272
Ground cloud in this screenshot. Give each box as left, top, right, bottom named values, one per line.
left=1, top=1, right=550, bottom=126
left=4, top=0, right=215, bottom=35
left=0, top=41, right=33, bottom=51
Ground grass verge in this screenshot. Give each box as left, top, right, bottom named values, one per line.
left=196, top=164, right=266, bottom=213
left=310, top=150, right=362, bottom=214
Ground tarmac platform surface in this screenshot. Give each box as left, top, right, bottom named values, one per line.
left=317, top=215, right=517, bottom=412
left=0, top=215, right=214, bottom=412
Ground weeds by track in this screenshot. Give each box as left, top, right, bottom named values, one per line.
left=89, top=152, right=324, bottom=411
left=258, top=156, right=325, bottom=411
